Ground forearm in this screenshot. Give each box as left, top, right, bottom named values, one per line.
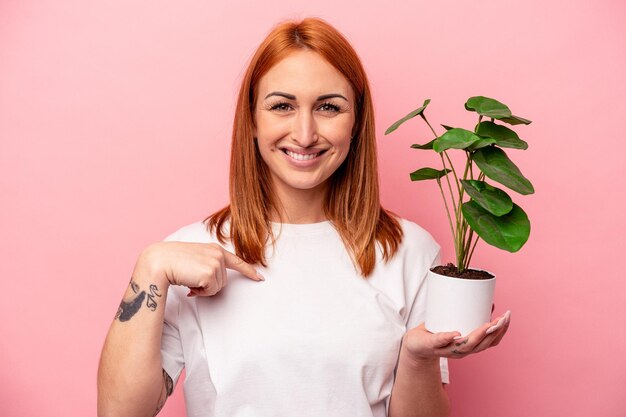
left=98, top=257, right=171, bottom=417
left=388, top=344, right=451, bottom=417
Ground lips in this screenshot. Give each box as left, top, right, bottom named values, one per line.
left=281, top=148, right=326, bottom=161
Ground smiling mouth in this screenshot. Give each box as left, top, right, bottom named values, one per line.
left=283, top=149, right=326, bottom=161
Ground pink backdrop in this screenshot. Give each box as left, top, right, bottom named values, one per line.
left=1, top=1, right=625, bottom=416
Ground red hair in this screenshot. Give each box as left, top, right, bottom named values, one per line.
left=206, top=17, right=402, bottom=276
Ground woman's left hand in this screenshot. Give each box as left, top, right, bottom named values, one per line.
left=401, top=310, right=511, bottom=361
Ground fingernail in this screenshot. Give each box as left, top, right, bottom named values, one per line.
left=453, top=336, right=468, bottom=346
left=486, top=325, right=499, bottom=335
left=504, top=310, right=512, bottom=324
left=486, top=316, right=505, bottom=334
left=256, top=272, right=265, bottom=281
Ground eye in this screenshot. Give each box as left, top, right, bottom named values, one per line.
left=318, top=102, right=341, bottom=113
left=267, top=101, right=293, bottom=112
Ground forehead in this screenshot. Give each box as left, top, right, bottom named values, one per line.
left=257, top=50, right=354, bottom=99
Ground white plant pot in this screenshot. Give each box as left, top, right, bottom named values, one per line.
left=424, top=268, right=496, bottom=336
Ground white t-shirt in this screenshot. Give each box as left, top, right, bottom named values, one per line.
left=161, top=219, right=448, bottom=417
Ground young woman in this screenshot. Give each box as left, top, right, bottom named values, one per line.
left=98, top=17, right=510, bottom=417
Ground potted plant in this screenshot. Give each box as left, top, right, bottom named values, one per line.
left=385, top=96, right=534, bottom=335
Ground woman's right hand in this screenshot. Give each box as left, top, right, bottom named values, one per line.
left=98, top=240, right=262, bottom=417
left=134, top=242, right=264, bottom=297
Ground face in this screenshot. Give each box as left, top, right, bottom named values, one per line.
left=254, top=50, right=356, bottom=200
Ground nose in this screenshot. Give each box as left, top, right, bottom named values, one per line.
left=291, top=110, right=318, bottom=147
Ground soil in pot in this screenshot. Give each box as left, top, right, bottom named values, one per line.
left=431, top=263, right=494, bottom=280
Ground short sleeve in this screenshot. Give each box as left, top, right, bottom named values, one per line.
left=404, top=245, right=450, bottom=384
left=405, top=252, right=440, bottom=330
left=159, top=228, right=188, bottom=387
left=160, top=287, right=185, bottom=387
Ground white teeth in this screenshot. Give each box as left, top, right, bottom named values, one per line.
left=285, top=150, right=320, bottom=161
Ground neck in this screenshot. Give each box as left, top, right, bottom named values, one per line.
left=270, top=183, right=328, bottom=224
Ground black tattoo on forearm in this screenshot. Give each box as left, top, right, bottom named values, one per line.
left=164, top=369, right=174, bottom=397
left=114, top=279, right=162, bottom=322
left=146, top=284, right=162, bottom=311
left=153, top=370, right=174, bottom=416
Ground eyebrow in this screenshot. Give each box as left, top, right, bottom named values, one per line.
left=264, top=91, right=349, bottom=102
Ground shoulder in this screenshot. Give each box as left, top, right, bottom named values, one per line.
left=163, top=221, right=217, bottom=243
left=385, top=217, right=441, bottom=269
left=396, top=218, right=440, bottom=255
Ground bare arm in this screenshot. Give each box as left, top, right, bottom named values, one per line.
left=97, top=251, right=173, bottom=417
left=97, top=242, right=263, bottom=417
left=388, top=342, right=450, bottom=417
left=389, top=312, right=510, bottom=417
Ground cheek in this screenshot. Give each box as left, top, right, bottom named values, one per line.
left=321, top=117, right=354, bottom=151
left=256, top=115, right=289, bottom=147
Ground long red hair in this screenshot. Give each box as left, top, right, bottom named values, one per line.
left=206, top=17, right=402, bottom=277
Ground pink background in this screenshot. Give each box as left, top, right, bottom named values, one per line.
left=1, top=1, right=625, bottom=416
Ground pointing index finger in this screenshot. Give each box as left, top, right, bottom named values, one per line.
left=222, top=249, right=264, bottom=281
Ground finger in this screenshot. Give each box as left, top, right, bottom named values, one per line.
left=486, top=310, right=511, bottom=335
left=459, top=311, right=511, bottom=353
left=431, top=331, right=462, bottom=349
left=489, top=313, right=511, bottom=346
left=471, top=329, right=500, bottom=353
left=187, top=282, right=216, bottom=297
left=412, top=323, right=461, bottom=349
left=216, top=250, right=226, bottom=290
left=223, top=249, right=264, bottom=281
left=222, top=268, right=229, bottom=288
left=187, top=286, right=202, bottom=297
left=448, top=321, right=493, bottom=355
left=473, top=315, right=511, bottom=352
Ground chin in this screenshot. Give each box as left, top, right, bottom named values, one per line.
left=276, top=175, right=329, bottom=193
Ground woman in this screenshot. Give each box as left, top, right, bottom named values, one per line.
left=98, top=17, right=510, bottom=417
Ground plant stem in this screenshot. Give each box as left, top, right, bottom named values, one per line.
left=458, top=115, right=487, bottom=270
left=462, top=228, right=474, bottom=268
left=465, top=232, right=480, bottom=268
left=436, top=178, right=457, bottom=256
left=420, top=113, right=469, bottom=271
left=455, top=153, right=476, bottom=271
left=421, top=113, right=460, bottom=257
left=440, top=153, right=458, bottom=214
left=442, top=152, right=462, bottom=269
left=444, top=151, right=462, bottom=204
left=420, top=114, right=462, bottom=209
left=420, top=113, right=438, bottom=138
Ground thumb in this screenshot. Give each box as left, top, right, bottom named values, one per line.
left=223, top=249, right=264, bottom=281
left=431, top=331, right=461, bottom=349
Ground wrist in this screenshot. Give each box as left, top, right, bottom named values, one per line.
left=132, top=243, right=170, bottom=289
left=399, top=338, right=440, bottom=370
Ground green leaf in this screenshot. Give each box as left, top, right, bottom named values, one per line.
left=385, top=99, right=431, bottom=135
left=476, top=121, right=528, bottom=150
left=498, top=115, right=532, bottom=125
left=465, top=96, right=512, bottom=119
left=460, top=180, right=513, bottom=216
left=472, top=147, right=535, bottom=195
left=433, top=128, right=482, bottom=152
left=467, top=137, right=497, bottom=151
left=410, top=167, right=451, bottom=181
left=462, top=201, right=531, bottom=252
left=410, top=139, right=435, bottom=150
